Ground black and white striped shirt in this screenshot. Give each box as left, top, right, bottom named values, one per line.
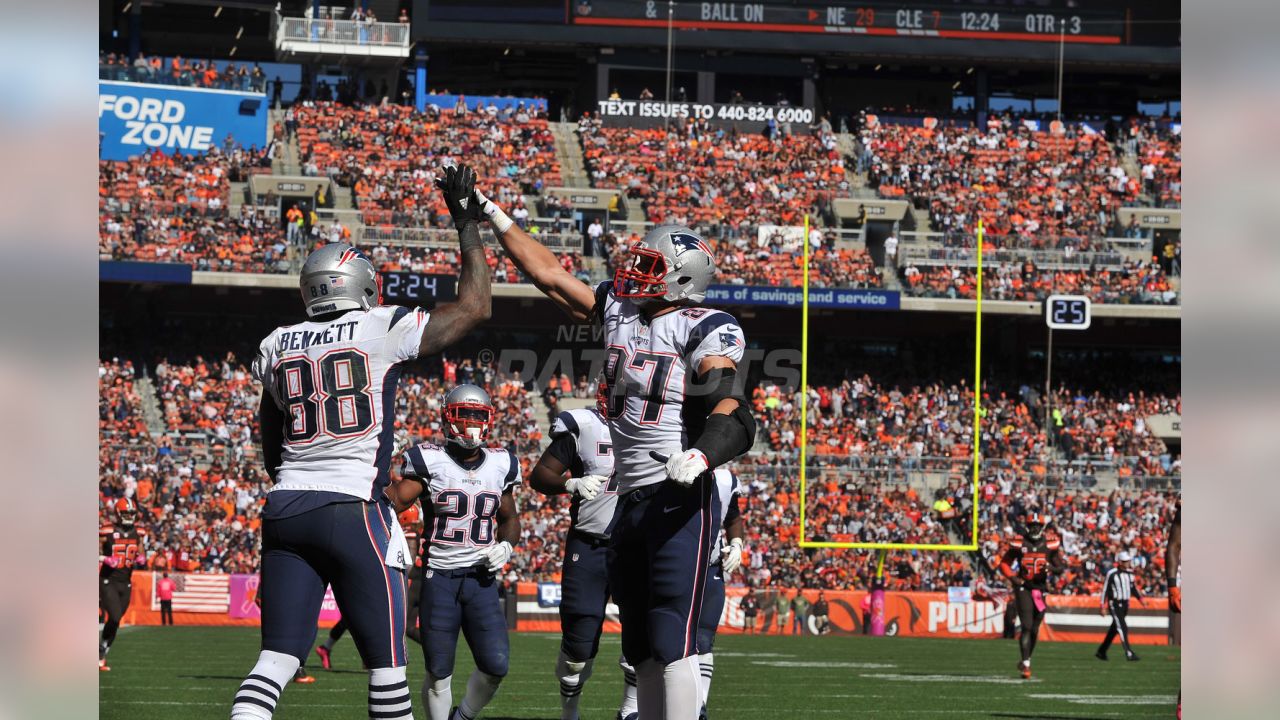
left=1102, top=568, right=1141, bottom=603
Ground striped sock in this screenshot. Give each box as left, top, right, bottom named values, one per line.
left=618, top=656, right=638, bottom=717
left=557, top=650, right=594, bottom=719
left=368, top=666, right=413, bottom=720
left=231, top=650, right=297, bottom=720
left=698, top=652, right=715, bottom=708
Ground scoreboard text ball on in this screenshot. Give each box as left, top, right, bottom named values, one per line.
left=1045, top=295, right=1092, bottom=331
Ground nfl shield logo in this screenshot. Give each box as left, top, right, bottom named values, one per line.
left=572, top=553, right=580, bottom=562
left=425, top=570, right=434, bottom=579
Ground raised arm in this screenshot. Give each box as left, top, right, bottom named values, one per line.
left=474, top=186, right=597, bottom=321
left=419, top=165, right=493, bottom=356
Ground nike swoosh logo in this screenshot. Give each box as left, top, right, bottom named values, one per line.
left=664, top=505, right=681, bottom=513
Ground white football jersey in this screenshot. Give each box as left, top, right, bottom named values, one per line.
left=708, top=467, right=740, bottom=564
left=596, top=281, right=747, bottom=493
left=401, top=443, right=520, bottom=571
left=549, top=407, right=617, bottom=538
left=252, top=305, right=430, bottom=501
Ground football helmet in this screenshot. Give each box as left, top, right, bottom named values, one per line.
left=398, top=503, right=422, bottom=530
left=299, top=243, right=381, bottom=318
left=614, top=224, right=716, bottom=305
left=443, top=384, right=494, bottom=450
left=1024, top=513, right=1048, bottom=541
left=114, top=498, right=137, bottom=527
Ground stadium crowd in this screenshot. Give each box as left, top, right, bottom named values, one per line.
left=860, top=117, right=1133, bottom=243
left=292, top=101, right=560, bottom=228
left=99, top=52, right=269, bottom=93
left=900, top=259, right=1179, bottom=305
left=579, top=114, right=851, bottom=235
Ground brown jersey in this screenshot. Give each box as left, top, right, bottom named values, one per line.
left=100, top=524, right=143, bottom=583
left=1000, top=535, right=1062, bottom=590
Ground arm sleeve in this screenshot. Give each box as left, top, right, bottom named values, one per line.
left=251, top=334, right=280, bottom=406
left=386, top=305, right=432, bottom=363
left=724, top=491, right=742, bottom=525
left=400, top=446, right=430, bottom=480
left=503, top=450, right=521, bottom=491
left=684, top=312, right=747, bottom=368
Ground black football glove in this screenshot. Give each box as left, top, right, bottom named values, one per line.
left=436, top=164, right=483, bottom=229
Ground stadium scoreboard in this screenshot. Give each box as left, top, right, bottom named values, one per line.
left=1045, top=295, right=1092, bottom=331
left=572, top=1, right=1124, bottom=44
left=380, top=272, right=458, bottom=307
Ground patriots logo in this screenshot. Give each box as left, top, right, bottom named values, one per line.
left=719, top=330, right=742, bottom=349
left=670, top=232, right=712, bottom=255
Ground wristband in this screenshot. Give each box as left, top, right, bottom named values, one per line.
left=458, top=223, right=484, bottom=253
left=475, top=188, right=514, bottom=234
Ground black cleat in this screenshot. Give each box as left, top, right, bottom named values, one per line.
left=1095, top=650, right=1108, bottom=661
left=1126, top=651, right=1140, bottom=662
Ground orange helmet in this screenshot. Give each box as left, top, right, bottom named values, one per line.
left=114, top=498, right=137, bottom=526
left=1024, top=513, right=1048, bottom=540
left=398, top=504, right=421, bottom=528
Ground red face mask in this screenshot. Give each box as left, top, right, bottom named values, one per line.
left=614, top=243, right=668, bottom=299
left=444, top=402, right=494, bottom=447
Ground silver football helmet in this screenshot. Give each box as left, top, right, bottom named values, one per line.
left=614, top=224, right=716, bottom=305
left=443, top=384, right=494, bottom=450
left=299, top=243, right=380, bottom=318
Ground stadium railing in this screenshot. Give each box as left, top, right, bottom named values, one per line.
left=273, top=13, right=410, bottom=50
left=357, top=225, right=584, bottom=253
left=898, top=245, right=1127, bottom=271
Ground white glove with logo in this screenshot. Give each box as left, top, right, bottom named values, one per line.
left=650, top=448, right=709, bottom=487
left=566, top=475, right=606, bottom=501
left=473, top=187, right=514, bottom=233
left=484, top=540, right=513, bottom=574
left=722, top=537, right=744, bottom=575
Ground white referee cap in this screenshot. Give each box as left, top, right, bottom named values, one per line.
left=1116, top=551, right=1132, bottom=563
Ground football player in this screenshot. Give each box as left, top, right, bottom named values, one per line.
left=401, top=502, right=427, bottom=645
left=99, top=498, right=146, bottom=671
left=230, top=164, right=492, bottom=720
left=391, top=384, right=522, bottom=720
left=1167, top=502, right=1181, bottom=718
left=315, top=503, right=424, bottom=669
left=695, top=468, right=744, bottom=719
left=527, top=381, right=616, bottom=720
left=473, top=186, right=756, bottom=719
left=999, top=513, right=1067, bottom=679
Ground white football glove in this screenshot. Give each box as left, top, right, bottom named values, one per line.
left=484, top=540, right=513, bottom=574
left=566, top=474, right=606, bottom=501
left=650, top=448, right=709, bottom=486
left=473, top=187, right=513, bottom=233
left=721, top=538, right=744, bottom=575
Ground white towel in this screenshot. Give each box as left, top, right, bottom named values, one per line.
left=384, top=513, right=413, bottom=570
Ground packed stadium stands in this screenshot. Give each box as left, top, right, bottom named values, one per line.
left=100, top=52, right=269, bottom=93
left=292, top=101, right=561, bottom=228
left=900, top=259, right=1179, bottom=305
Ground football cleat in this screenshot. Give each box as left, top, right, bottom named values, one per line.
left=1019, top=661, right=1031, bottom=679
left=99, top=659, right=110, bottom=672
left=1126, top=651, right=1140, bottom=662
left=315, top=645, right=332, bottom=670
left=1095, top=650, right=1108, bottom=661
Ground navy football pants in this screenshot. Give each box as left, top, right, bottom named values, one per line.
left=259, top=500, right=407, bottom=667
left=697, top=566, right=726, bottom=654
left=419, top=566, right=510, bottom=679
left=608, top=475, right=721, bottom=666
left=559, top=531, right=612, bottom=662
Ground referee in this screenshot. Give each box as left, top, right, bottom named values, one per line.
left=1096, top=551, right=1144, bottom=661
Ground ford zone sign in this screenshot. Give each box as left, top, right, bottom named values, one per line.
left=99, top=81, right=268, bottom=161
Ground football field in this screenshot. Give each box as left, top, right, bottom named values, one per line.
left=100, top=627, right=1179, bottom=719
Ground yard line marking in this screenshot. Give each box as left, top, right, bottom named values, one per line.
left=860, top=672, right=1042, bottom=684
left=1028, top=693, right=1179, bottom=705
left=753, top=661, right=897, bottom=669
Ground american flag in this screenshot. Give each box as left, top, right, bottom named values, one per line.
left=153, top=573, right=230, bottom=613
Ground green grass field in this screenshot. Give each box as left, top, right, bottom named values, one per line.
left=100, top=627, right=1179, bottom=719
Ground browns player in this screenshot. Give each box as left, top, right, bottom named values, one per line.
left=99, top=498, right=146, bottom=671
left=999, top=513, right=1066, bottom=679
left=400, top=503, right=425, bottom=645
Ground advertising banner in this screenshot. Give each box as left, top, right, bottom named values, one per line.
left=227, top=573, right=343, bottom=622
left=595, top=99, right=816, bottom=133
left=98, top=81, right=268, bottom=161
left=705, top=285, right=900, bottom=311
